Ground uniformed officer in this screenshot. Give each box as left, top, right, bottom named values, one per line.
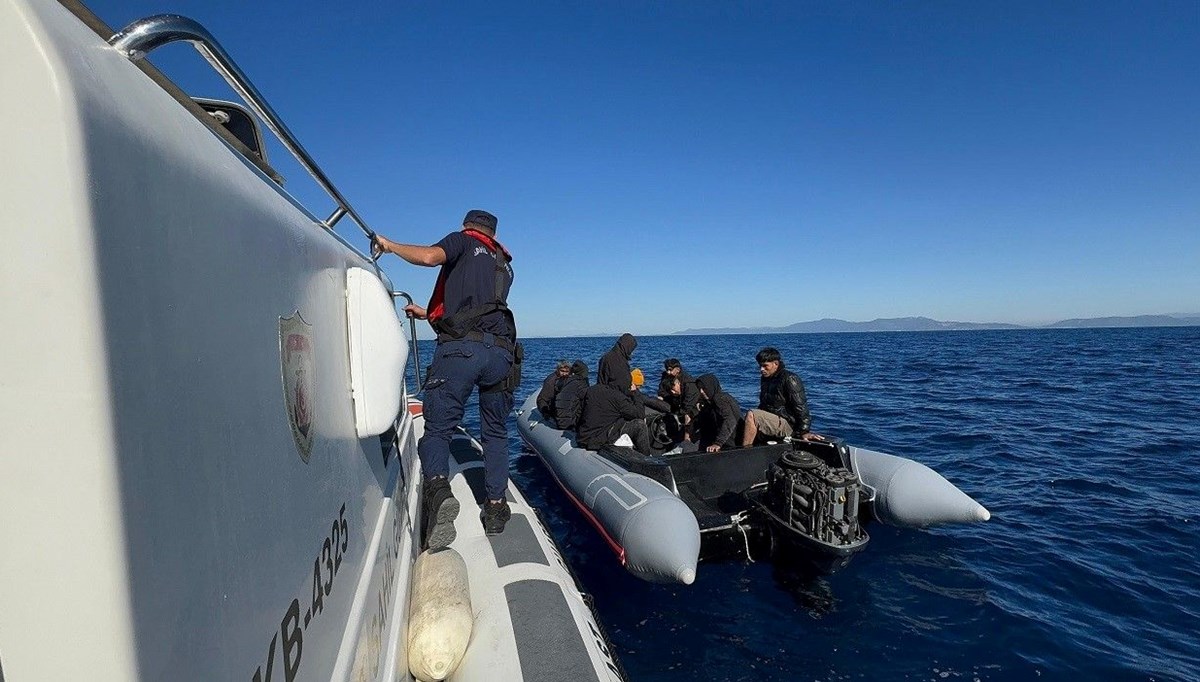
left=372, top=210, right=520, bottom=547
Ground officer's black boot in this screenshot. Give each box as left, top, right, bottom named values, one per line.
left=421, top=476, right=459, bottom=550
left=481, top=499, right=511, bottom=536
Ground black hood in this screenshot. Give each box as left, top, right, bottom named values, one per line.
left=696, top=373, right=721, bottom=398
left=598, top=335, right=636, bottom=389
left=570, top=360, right=588, bottom=380
left=615, top=333, right=637, bottom=360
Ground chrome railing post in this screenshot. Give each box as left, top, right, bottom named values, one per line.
left=390, top=291, right=422, bottom=393
left=325, top=207, right=348, bottom=229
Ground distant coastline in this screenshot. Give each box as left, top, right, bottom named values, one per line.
left=672, top=314, right=1200, bottom=336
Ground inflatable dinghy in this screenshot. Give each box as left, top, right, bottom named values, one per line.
left=516, top=397, right=701, bottom=585
left=516, top=394, right=989, bottom=580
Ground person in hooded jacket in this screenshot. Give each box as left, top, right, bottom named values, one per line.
left=659, top=358, right=701, bottom=442
left=552, top=360, right=589, bottom=431
left=598, top=333, right=637, bottom=389
left=694, top=373, right=741, bottom=452
left=741, top=346, right=821, bottom=446
left=577, top=365, right=651, bottom=455
left=652, top=374, right=690, bottom=446
left=536, top=359, right=571, bottom=419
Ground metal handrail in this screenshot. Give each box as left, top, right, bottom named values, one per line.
left=391, top=291, right=422, bottom=392
left=109, top=14, right=379, bottom=246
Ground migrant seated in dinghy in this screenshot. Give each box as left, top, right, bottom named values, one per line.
left=597, top=333, right=638, bottom=388
left=551, top=361, right=589, bottom=431
left=659, top=359, right=701, bottom=441
left=694, top=374, right=741, bottom=453
left=577, top=367, right=652, bottom=455
left=536, top=359, right=572, bottom=421
left=742, top=346, right=822, bottom=447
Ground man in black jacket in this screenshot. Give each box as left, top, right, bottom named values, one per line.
left=536, top=359, right=572, bottom=420
left=552, top=360, right=589, bottom=431
left=659, top=358, right=701, bottom=442
left=695, top=374, right=741, bottom=452
left=741, top=347, right=821, bottom=446
left=577, top=369, right=651, bottom=455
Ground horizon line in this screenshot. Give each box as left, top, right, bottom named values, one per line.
left=513, top=313, right=1200, bottom=340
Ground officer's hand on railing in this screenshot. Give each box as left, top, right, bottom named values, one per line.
left=371, top=234, right=393, bottom=260
left=403, top=304, right=428, bottom=320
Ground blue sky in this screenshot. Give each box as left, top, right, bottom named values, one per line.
left=90, top=0, right=1199, bottom=336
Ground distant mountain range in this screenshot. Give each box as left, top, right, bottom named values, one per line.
left=673, top=314, right=1200, bottom=335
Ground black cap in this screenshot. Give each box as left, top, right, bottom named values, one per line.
left=463, top=209, right=498, bottom=232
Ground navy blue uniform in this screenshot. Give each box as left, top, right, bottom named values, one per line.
left=432, top=232, right=514, bottom=338
left=419, top=230, right=516, bottom=501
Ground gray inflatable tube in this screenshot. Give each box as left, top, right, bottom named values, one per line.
left=516, top=395, right=700, bottom=585
left=848, top=446, right=991, bottom=528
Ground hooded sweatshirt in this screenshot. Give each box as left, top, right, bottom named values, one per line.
left=678, top=369, right=701, bottom=417
left=577, top=365, right=642, bottom=449
left=695, top=373, right=741, bottom=449
left=659, top=368, right=701, bottom=418
left=553, top=361, right=590, bottom=430
left=536, top=369, right=564, bottom=418
left=597, top=333, right=637, bottom=390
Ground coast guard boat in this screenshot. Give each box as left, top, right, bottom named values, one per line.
left=0, top=2, right=623, bottom=680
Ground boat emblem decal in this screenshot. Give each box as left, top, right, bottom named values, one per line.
left=280, top=311, right=315, bottom=463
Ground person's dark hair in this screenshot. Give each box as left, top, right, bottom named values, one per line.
left=664, top=358, right=682, bottom=371
left=755, top=347, right=783, bottom=366
left=658, top=374, right=679, bottom=396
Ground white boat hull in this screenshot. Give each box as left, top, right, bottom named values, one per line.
left=0, top=2, right=623, bottom=679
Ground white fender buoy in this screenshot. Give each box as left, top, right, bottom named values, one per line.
left=407, top=548, right=474, bottom=681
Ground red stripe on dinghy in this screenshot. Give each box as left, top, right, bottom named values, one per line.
left=557, top=472, right=627, bottom=565
left=520, top=434, right=627, bottom=565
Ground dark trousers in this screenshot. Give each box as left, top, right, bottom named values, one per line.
left=603, top=419, right=651, bottom=455
left=622, top=420, right=651, bottom=455
left=419, top=339, right=514, bottom=500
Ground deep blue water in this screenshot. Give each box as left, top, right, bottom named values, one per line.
left=430, top=327, right=1200, bottom=681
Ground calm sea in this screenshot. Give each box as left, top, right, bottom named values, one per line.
left=430, top=327, right=1200, bottom=681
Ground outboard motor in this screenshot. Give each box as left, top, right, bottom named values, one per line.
left=758, top=446, right=870, bottom=570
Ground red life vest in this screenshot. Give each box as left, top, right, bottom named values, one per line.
left=427, top=229, right=514, bottom=338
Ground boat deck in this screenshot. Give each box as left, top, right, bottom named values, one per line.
left=664, top=443, right=790, bottom=531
